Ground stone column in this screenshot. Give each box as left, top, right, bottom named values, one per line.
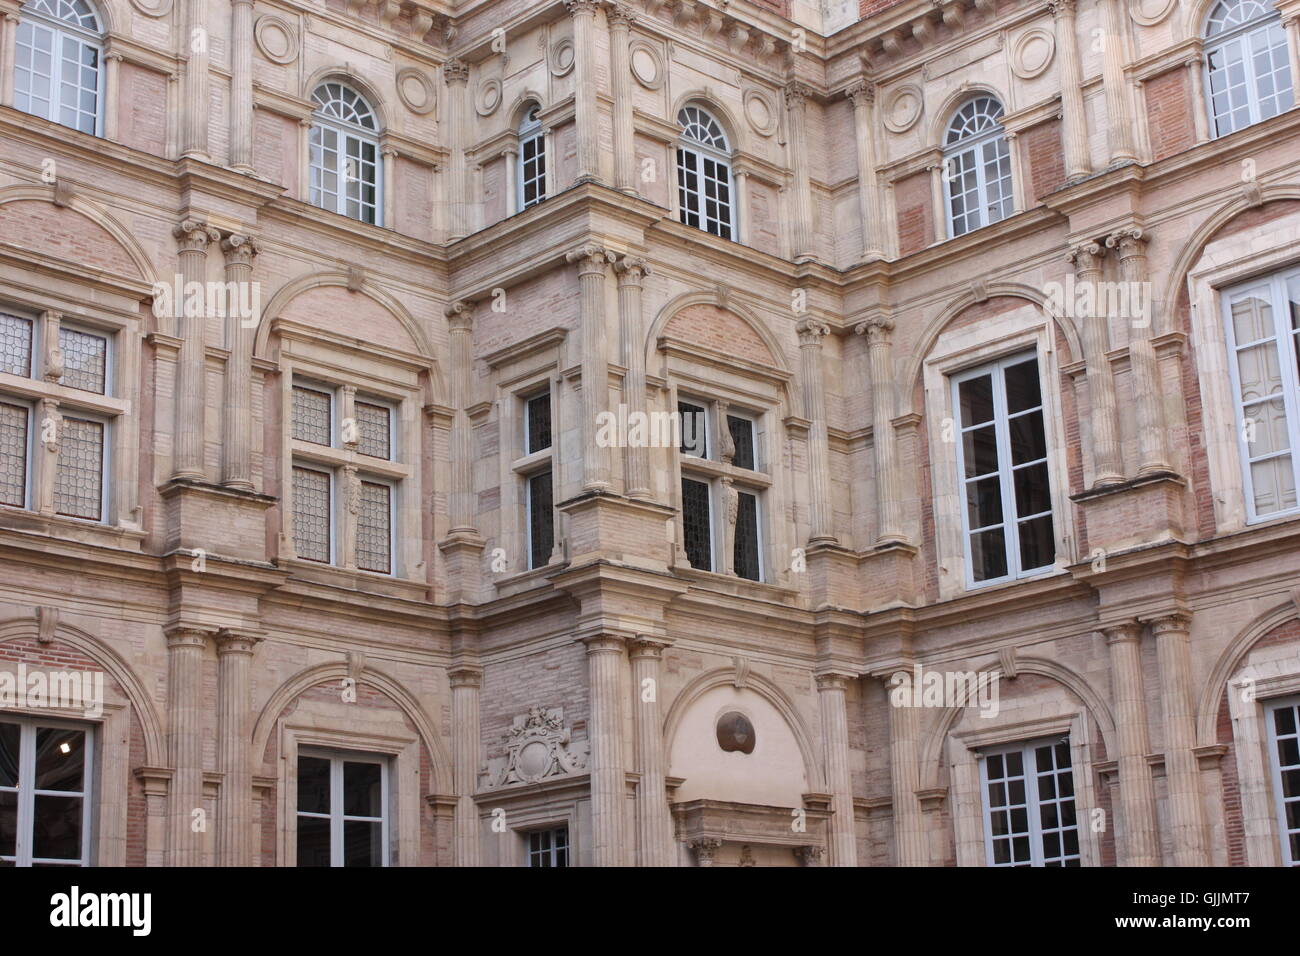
left=382, top=146, right=397, bottom=228
left=816, top=672, right=858, bottom=866
left=1097, top=0, right=1138, bottom=163
left=1150, top=612, right=1209, bottom=865
left=798, top=318, right=836, bottom=544
left=228, top=0, right=255, bottom=171
left=846, top=80, right=885, bottom=260
left=449, top=665, right=483, bottom=867
left=884, top=670, right=926, bottom=865
left=445, top=303, right=478, bottom=535
left=1107, top=227, right=1169, bottom=475
left=784, top=82, right=816, bottom=260
left=733, top=169, right=750, bottom=244
left=0, top=14, right=17, bottom=107
left=165, top=626, right=208, bottom=866
left=1285, top=12, right=1300, bottom=104
left=1102, top=621, right=1160, bottom=866
left=1186, top=56, right=1211, bottom=145
left=1067, top=241, right=1123, bottom=486
left=172, top=219, right=220, bottom=481
left=34, top=397, right=60, bottom=516
left=857, top=317, right=906, bottom=544
left=607, top=3, right=637, bottom=194
left=104, top=52, right=122, bottom=141
left=1049, top=0, right=1091, bottom=178
left=566, top=244, right=616, bottom=492
left=1005, top=131, right=1027, bottom=214
left=585, top=633, right=629, bottom=866
left=341, top=463, right=359, bottom=569
left=181, top=0, right=210, bottom=159
left=215, top=628, right=259, bottom=866
left=615, top=255, right=652, bottom=498
left=565, top=0, right=602, bottom=182
left=443, top=59, right=469, bottom=239
left=219, top=233, right=258, bottom=490
left=929, top=161, right=947, bottom=242
left=629, top=638, right=672, bottom=866
left=502, top=147, right=517, bottom=217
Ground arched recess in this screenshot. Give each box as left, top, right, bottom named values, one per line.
left=662, top=666, right=826, bottom=792
left=1195, top=599, right=1300, bottom=747
left=646, top=289, right=791, bottom=375
left=670, top=91, right=746, bottom=154
left=927, top=82, right=1010, bottom=146
left=250, top=660, right=452, bottom=794
left=508, top=91, right=546, bottom=126
left=917, top=656, right=1117, bottom=791
left=0, top=616, right=165, bottom=765
left=253, top=270, right=447, bottom=405
left=900, top=282, right=1084, bottom=417
left=303, top=67, right=390, bottom=131
left=0, top=184, right=156, bottom=284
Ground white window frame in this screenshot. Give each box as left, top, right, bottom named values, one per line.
left=1221, top=267, right=1300, bottom=523
left=951, top=352, right=1056, bottom=589
left=294, top=748, right=390, bottom=868
left=13, top=0, right=104, bottom=136
left=978, top=735, right=1081, bottom=868
left=1265, top=694, right=1300, bottom=866
left=525, top=824, right=570, bottom=867
left=942, top=96, right=1013, bottom=239
left=0, top=715, right=94, bottom=867
left=1203, top=0, right=1296, bottom=139
left=309, top=83, right=383, bottom=226
left=518, top=105, right=547, bottom=211
left=675, top=105, right=736, bottom=241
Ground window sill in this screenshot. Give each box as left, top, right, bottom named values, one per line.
left=279, top=557, right=426, bottom=599
left=673, top=564, right=797, bottom=602
left=0, top=506, right=145, bottom=551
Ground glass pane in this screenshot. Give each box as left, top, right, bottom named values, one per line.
left=31, top=794, right=81, bottom=860
left=1018, top=514, right=1056, bottom=572
left=1250, top=454, right=1297, bottom=515
left=297, top=756, right=330, bottom=815
left=1013, top=462, right=1052, bottom=517
left=0, top=402, right=29, bottom=508
left=57, top=327, right=107, bottom=394
left=343, top=761, right=382, bottom=817
left=963, top=425, right=999, bottom=478
left=970, top=527, right=1008, bottom=581
left=292, top=386, right=332, bottom=445
left=291, top=467, right=331, bottom=563
left=678, top=401, right=706, bottom=457
left=734, top=491, right=760, bottom=581
left=528, top=470, right=553, bottom=569
left=727, top=416, right=755, bottom=470
left=1004, top=360, right=1042, bottom=413
left=1009, top=411, right=1047, bottom=465
left=0, top=790, right=15, bottom=858
left=1230, top=290, right=1274, bottom=343
left=295, top=816, right=330, bottom=867
left=965, top=475, right=1003, bottom=529
left=0, top=723, right=17, bottom=787
left=355, top=482, right=391, bottom=574
left=53, top=417, right=103, bottom=520
left=1243, top=397, right=1290, bottom=456
left=343, top=820, right=381, bottom=866
left=958, top=375, right=995, bottom=426
left=526, top=393, right=551, bottom=454
left=354, top=401, right=391, bottom=460
left=34, top=727, right=84, bottom=791
left=0, top=314, right=33, bottom=376
left=681, top=477, right=712, bottom=571
left=1236, top=342, right=1283, bottom=403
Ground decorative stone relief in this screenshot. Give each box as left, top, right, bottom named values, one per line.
left=254, top=15, right=299, bottom=65
left=549, top=37, right=576, bottom=76
left=743, top=88, right=778, bottom=137
left=396, top=67, right=437, bottom=116
left=629, top=39, right=664, bottom=90
left=484, top=707, right=588, bottom=787
left=475, top=77, right=502, bottom=116
left=128, top=0, right=172, bottom=16
left=1129, top=0, right=1177, bottom=27
left=1011, top=27, right=1056, bottom=80
left=882, top=83, right=924, bottom=133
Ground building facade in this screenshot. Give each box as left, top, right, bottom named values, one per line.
left=0, top=0, right=1299, bottom=867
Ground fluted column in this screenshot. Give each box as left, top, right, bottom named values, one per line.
left=1150, top=612, right=1208, bottom=865
left=607, top=3, right=636, bottom=193
left=629, top=638, right=672, bottom=866
left=181, top=0, right=210, bottom=159
left=1049, top=0, right=1091, bottom=178
left=585, top=634, right=629, bottom=866
left=104, top=52, right=122, bottom=141
left=443, top=59, right=469, bottom=239
left=857, top=317, right=905, bottom=544
left=1107, top=228, right=1169, bottom=475
left=219, top=233, right=258, bottom=490
left=1103, top=621, right=1160, bottom=866
left=1186, top=56, right=1211, bottom=145
left=566, top=244, right=616, bottom=491
left=165, top=626, right=209, bottom=866
left=1285, top=13, right=1300, bottom=101
left=798, top=318, right=836, bottom=544
left=565, top=0, right=602, bottom=182
left=1067, top=241, right=1123, bottom=486
left=172, top=219, right=220, bottom=481
left=816, top=672, right=858, bottom=866
left=215, top=628, right=259, bottom=866
left=884, top=670, right=926, bottom=865
left=449, top=665, right=483, bottom=867
left=615, top=255, right=652, bottom=498
left=784, top=82, right=816, bottom=260
left=228, top=0, right=254, bottom=170
left=0, top=14, right=17, bottom=107
left=1098, top=0, right=1138, bottom=163
left=846, top=80, right=885, bottom=260
left=445, top=303, right=478, bottom=534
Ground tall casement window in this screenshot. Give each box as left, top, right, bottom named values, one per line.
left=0, top=311, right=112, bottom=522
left=1221, top=269, right=1300, bottom=521
left=1266, top=697, right=1300, bottom=865
left=0, top=717, right=93, bottom=867
left=518, top=389, right=554, bottom=570
left=676, top=105, right=734, bottom=240
left=943, top=96, right=1013, bottom=239
left=980, top=739, right=1080, bottom=867
left=526, top=825, right=569, bottom=867
left=1204, top=0, right=1295, bottom=138
left=309, top=82, right=381, bottom=225
left=290, top=380, right=398, bottom=573
left=952, top=353, right=1055, bottom=587
left=677, top=398, right=766, bottom=581
left=296, top=751, right=388, bottom=867
left=14, top=0, right=103, bottom=135
left=518, top=105, right=547, bottom=210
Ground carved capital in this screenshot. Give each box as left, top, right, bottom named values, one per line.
left=846, top=78, right=876, bottom=108
left=1066, top=239, right=1104, bottom=274
left=215, top=628, right=263, bottom=656
left=565, top=243, right=617, bottom=276
left=563, top=0, right=601, bottom=18
left=1047, top=0, right=1076, bottom=19
left=448, top=665, right=484, bottom=689
left=1146, top=612, right=1192, bottom=639
left=797, top=317, right=830, bottom=346
left=220, top=232, right=261, bottom=266
left=606, top=1, right=636, bottom=28
left=173, top=219, right=220, bottom=253
left=164, top=625, right=212, bottom=650
left=1101, top=620, right=1142, bottom=645
left=442, top=58, right=469, bottom=84
left=444, top=300, right=473, bottom=331
left=784, top=81, right=813, bottom=110
left=614, top=254, right=652, bottom=285
left=854, top=316, right=895, bottom=343
left=1105, top=227, right=1147, bottom=260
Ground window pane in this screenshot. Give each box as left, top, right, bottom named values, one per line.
left=965, top=475, right=1003, bottom=530
left=970, top=527, right=1008, bottom=581
left=31, top=794, right=81, bottom=861
left=0, top=790, right=15, bottom=859
left=526, top=393, right=552, bottom=454
left=681, top=477, right=712, bottom=571
left=734, top=490, right=760, bottom=581
left=678, top=401, right=706, bottom=457
left=343, top=821, right=381, bottom=866
left=1013, top=462, right=1052, bottom=517
left=0, top=723, right=16, bottom=788
left=958, top=375, right=995, bottom=426
left=962, top=425, right=999, bottom=478
left=1004, top=360, right=1042, bottom=413
left=528, top=470, right=553, bottom=569
left=296, top=817, right=330, bottom=867
left=343, top=762, right=382, bottom=817
left=53, top=417, right=103, bottom=520
left=292, top=386, right=332, bottom=445
left=0, top=314, right=33, bottom=377
left=58, top=327, right=107, bottom=394
left=297, top=755, right=330, bottom=815
left=727, top=416, right=755, bottom=470
left=1009, top=411, right=1048, bottom=465
left=0, top=403, right=29, bottom=508
left=1018, top=514, right=1056, bottom=572
left=356, top=481, right=391, bottom=574
left=292, top=467, right=331, bottom=563
left=34, top=728, right=84, bottom=791
left=354, top=401, right=391, bottom=460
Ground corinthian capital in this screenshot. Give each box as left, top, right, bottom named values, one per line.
left=442, top=58, right=469, bottom=84
left=605, top=1, right=636, bottom=27
left=1047, top=0, right=1076, bottom=19
left=845, top=78, right=876, bottom=108
left=563, top=0, right=601, bottom=17
left=784, top=82, right=814, bottom=109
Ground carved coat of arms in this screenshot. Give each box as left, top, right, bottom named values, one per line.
left=485, top=706, right=589, bottom=787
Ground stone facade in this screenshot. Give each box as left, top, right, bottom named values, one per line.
left=0, top=0, right=1299, bottom=867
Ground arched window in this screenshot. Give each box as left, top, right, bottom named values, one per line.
left=1204, top=0, right=1295, bottom=137
left=943, top=96, right=1013, bottom=239
left=518, top=104, right=546, bottom=210
left=14, top=0, right=103, bottom=135
left=309, top=82, right=381, bottom=226
left=676, top=105, right=734, bottom=240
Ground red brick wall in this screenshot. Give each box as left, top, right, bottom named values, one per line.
left=116, top=63, right=167, bottom=157
left=663, top=303, right=776, bottom=366
left=859, top=0, right=908, bottom=16
left=1022, top=119, right=1066, bottom=202
left=0, top=200, right=141, bottom=277
left=1145, top=68, right=1196, bottom=161
left=894, top=169, right=934, bottom=256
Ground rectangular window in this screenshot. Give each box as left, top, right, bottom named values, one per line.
left=53, top=416, right=104, bottom=521
left=355, top=480, right=392, bottom=575
left=0, top=401, right=30, bottom=508
left=0, top=313, right=33, bottom=377
left=526, top=392, right=552, bottom=455
left=292, top=385, right=333, bottom=446
left=678, top=401, right=707, bottom=458
left=521, top=133, right=546, bottom=209
left=1267, top=698, right=1300, bottom=866
left=527, top=826, right=569, bottom=867
left=727, top=414, right=755, bottom=470
left=296, top=752, right=388, bottom=867
left=292, top=465, right=332, bottom=563
left=353, top=400, right=391, bottom=460
left=981, top=739, right=1080, bottom=867
left=1223, top=272, right=1300, bottom=520
left=527, top=469, right=554, bottom=570
left=58, top=326, right=107, bottom=395
left=0, top=718, right=92, bottom=867
left=681, top=476, right=713, bottom=571
left=734, top=490, right=761, bottom=581
left=953, top=354, right=1055, bottom=586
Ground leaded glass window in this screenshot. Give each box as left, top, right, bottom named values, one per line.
left=356, top=480, right=391, bottom=574
left=0, top=402, right=30, bottom=507
left=292, top=466, right=331, bottom=563
left=681, top=476, right=713, bottom=571
left=528, top=469, right=553, bottom=570
left=57, top=326, right=106, bottom=394
left=354, top=400, right=391, bottom=460
left=734, top=490, right=760, bottom=581
left=0, top=314, right=33, bottom=377
left=292, top=386, right=332, bottom=446
left=52, top=415, right=102, bottom=520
